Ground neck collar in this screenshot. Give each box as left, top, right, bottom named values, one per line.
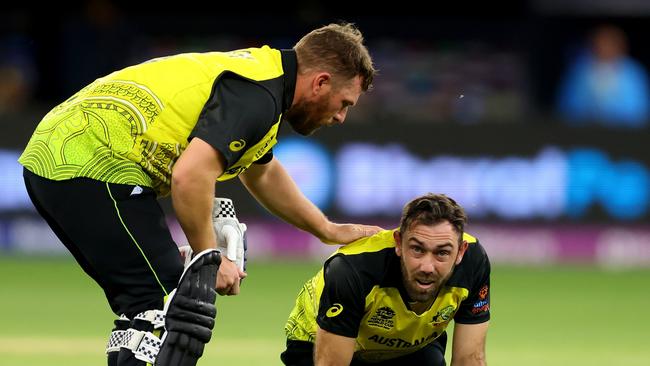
left=280, top=49, right=297, bottom=112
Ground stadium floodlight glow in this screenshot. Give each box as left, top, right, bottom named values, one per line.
left=274, top=138, right=334, bottom=210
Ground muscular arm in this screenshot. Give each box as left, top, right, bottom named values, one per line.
left=171, top=137, right=223, bottom=253
left=172, top=138, right=242, bottom=294
left=240, top=158, right=382, bottom=244
left=314, top=327, right=356, bottom=366
left=450, top=321, right=489, bottom=366
left=239, top=157, right=329, bottom=237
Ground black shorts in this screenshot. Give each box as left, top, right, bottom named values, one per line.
left=23, top=168, right=184, bottom=318
left=281, top=332, right=447, bottom=366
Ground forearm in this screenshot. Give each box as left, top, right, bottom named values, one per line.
left=172, top=174, right=217, bottom=252
left=451, top=322, right=489, bottom=366
left=171, top=138, right=225, bottom=253
left=261, top=188, right=330, bottom=239
left=314, top=328, right=355, bottom=366
left=240, top=159, right=331, bottom=239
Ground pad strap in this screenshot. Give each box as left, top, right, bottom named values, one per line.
left=106, top=314, right=130, bottom=354
left=128, top=329, right=163, bottom=364
left=105, top=310, right=165, bottom=359
left=106, top=329, right=128, bottom=353
left=106, top=328, right=162, bottom=363
left=134, top=309, right=166, bottom=329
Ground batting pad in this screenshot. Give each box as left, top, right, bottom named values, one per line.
left=155, top=249, right=221, bottom=366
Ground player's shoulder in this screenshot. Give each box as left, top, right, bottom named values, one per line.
left=447, top=231, right=490, bottom=286
left=217, top=73, right=275, bottom=100
left=336, top=229, right=396, bottom=256
left=332, top=229, right=396, bottom=272
left=463, top=232, right=478, bottom=244
left=213, top=74, right=278, bottom=117
left=324, top=230, right=397, bottom=288
left=463, top=232, right=489, bottom=264
left=324, top=249, right=396, bottom=299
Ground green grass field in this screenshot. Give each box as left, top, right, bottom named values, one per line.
left=1, top=256, right=649, bottom=365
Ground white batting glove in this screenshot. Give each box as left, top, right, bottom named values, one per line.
left=212, top=197, right=247, bottom=272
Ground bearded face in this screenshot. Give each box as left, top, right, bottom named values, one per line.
left=394, top=222, right=468, bottom=303
left=284, top=75, right=363, bottom=136
left=399, top=251, right=457, bottom=303
left=283, top=92, right=332, bottom=136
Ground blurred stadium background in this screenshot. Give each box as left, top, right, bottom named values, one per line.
left=1, top=1, right=649, bottom=365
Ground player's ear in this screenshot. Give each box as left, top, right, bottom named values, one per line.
left=455, top=240, right=469, bottom=265
left=393, top=230, right=403, bottom=257
left=312, top=72, right=332, bottom=94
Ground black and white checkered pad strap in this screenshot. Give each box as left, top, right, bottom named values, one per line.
left=106, top=329, right=162, bottom=363
left=214, top=198, right=236, bottom=219
left=132, top=330, right=163, bottom=364
left=106, top=329, right=127, bottom=353
left=134, top=309, right=166, bottom=329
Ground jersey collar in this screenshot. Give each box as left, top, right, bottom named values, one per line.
left=280, top=49, right=297, bottom=112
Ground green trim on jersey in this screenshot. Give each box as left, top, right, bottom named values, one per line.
left=19, top=47, right=287, bottom=196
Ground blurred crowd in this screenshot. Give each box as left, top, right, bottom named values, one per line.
left=2, top=0, right=650, bottom=129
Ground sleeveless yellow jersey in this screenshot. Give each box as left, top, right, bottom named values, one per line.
left=284, top=230, right=491, bottom=363
left=19, top=47, right=297, bottom=196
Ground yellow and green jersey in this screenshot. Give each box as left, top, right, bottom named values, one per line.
left=19, top=47, right=297, bottom=196
left=284, top=230, right=491, bottom=363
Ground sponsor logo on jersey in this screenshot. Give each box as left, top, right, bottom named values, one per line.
left=130, top=185, right=143, bottom=196
left=254, top=131, right=276, bottom=160
left=478, top=285, right=489, bottom=300
left=368, top=306, right=395, bottom=330
left=471, top=301, right=490, bottom=314
left=470, top=285, right=490, bottom=314
left=326, top=303, right=344, bottom=318
left=430, top=305, right=455, bottom=324
left=229, top=139, right=246, bottom=152
left=473, top=300, right=488, bottom=308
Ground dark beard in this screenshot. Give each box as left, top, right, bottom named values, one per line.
left=401, top=259, right=456, bottom=303
left=283, top=97, right=327, bottom=136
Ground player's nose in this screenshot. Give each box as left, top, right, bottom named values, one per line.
left=334, top=110, right=347, bottom=124
left=418, top=258, right=436, bottom=274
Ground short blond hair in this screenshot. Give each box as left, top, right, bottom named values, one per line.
left=294, top=22, right=375, bottom=91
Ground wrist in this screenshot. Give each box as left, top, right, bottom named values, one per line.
left=189, top=240, right=217, bottom=253
left=317, top=221, right=340, bottom=244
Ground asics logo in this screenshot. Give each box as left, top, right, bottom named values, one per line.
left=326, top=303, right=344, bottom=318
left=229, top=139, right=246, bottom=152
left=130, top=186, right=143, bottom=196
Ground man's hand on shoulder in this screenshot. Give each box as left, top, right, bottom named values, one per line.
left=320, top=223, right=384, bottom=245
